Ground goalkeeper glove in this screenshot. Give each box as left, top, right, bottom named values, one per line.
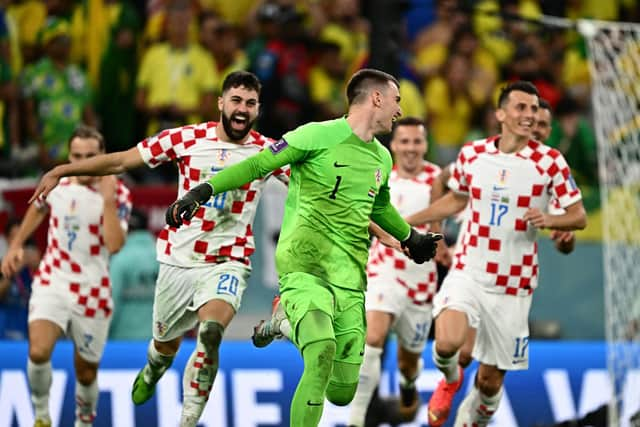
left=165, top=183, right=214, bottom=227
left=401, top=228, right=443, bottom=264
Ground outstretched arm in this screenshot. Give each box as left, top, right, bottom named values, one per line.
left=99, top=176, right=128, bottom=254
left=405, top=191, right=469, bottom=226
left=29, top=147, right=144, bottom=203
left=1, top=204, right=47, bottom=277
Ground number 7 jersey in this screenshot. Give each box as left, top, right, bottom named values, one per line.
left=448, top=136, right=582, bottom=296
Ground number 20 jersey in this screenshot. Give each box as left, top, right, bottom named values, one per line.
left=136, top=122, right=289, bottom=268
left=448, top=136, right=582, bottom=296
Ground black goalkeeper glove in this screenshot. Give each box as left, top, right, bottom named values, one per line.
left=401, top=228, right=443, bottom=264
left=165, top=183, right=214, bottom=227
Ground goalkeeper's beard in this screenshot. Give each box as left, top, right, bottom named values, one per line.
left=221, top=112, right=254, bottom=141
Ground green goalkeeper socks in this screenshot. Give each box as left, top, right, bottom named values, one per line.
left=290, top=339, right=337, bottom=426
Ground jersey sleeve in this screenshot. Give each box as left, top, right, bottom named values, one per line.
left=207, top=140, right=305, bottom=194
left=262, top=138, right=291, bottom=186
left=116, top=181, right=132, bottom=233
left=447, top=146, right=470, bottom=195
left=136, top=125, right=200, bottom=168
left=548, top=150, right=582, bottom=208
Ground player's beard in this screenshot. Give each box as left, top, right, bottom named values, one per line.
left=221, top=111, right=254, bottom=142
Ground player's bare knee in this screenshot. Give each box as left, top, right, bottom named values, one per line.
left=434, top=340, right=459, bottom=358
left=76, top=367, right=97, bottom=385
left=199, top=321, right=225, bottom=352
left=154, top=338, right=180, bottom=356
left=365, top=331, right=386, bottom=348
left=326, top=381, right=358, bottom=406
left=29, top=346, right=51, bottom=364
left=476, top=371, right=503, bottom=396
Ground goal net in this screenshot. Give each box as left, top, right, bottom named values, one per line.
left=580, top=18, right=640, bottom=427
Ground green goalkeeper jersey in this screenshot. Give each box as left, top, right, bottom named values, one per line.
left=207, top=117, right=411, bottom=290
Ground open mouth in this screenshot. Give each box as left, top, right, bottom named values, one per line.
left=231, top=114, right=249, bottom=130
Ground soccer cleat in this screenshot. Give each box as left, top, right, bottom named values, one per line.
left=33, top=419, right=51, bottom=427
left=398, top=384, right=421, bottom=422
left=252, top=295, right=285, bottom=348
left=428, top=366, right=464, bottom=427
left=131, top=370, right=156, bottom=405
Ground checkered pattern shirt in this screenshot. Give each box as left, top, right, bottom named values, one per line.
left=137, top=122, right=289, bottom=267
left=448, top=136, right=582, bottom=296
left=367, top=162, right=441, bottom=305
left=33, top=178, right=132, bottom=318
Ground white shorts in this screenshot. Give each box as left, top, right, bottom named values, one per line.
left=29, top=283, right=111, bottom=364
left=366, top=278, right=433, bottom=354
left=432, top=270, right=532, bottom=370
left=153, top=262, right=250, bottom=342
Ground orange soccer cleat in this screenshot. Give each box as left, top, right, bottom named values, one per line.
left=427, top=366, right=464, bottom=427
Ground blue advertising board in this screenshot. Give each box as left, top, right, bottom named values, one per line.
left=0, top=340, right=637, bottom=427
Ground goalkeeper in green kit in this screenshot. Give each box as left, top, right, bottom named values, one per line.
left=165, top=68, right=442, bottom=426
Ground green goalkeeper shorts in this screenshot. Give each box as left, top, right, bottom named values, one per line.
left=279, top=271, right=366, bottom=365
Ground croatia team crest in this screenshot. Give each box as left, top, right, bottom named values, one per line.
left=217, top=149, right=231, bottom=168
left=498, top=168, right=509, bottom=185
left=155, top=321, right=167, bottom=338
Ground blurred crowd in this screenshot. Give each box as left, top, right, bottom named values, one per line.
left=0, top=0, right=635, bottom=202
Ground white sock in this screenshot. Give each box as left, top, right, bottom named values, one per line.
left=454, top=384, right=479, bottom=427
left=432, top=343, right=460, bottom=383
left=27, top=359, right=52, bottom=420
left=472, top=386, right=502, bottom=425
left=142, top=340, right=174, bottom=385
left=454, top=385, right=502, bottom=427
left=347, top=344, right=383, bottom=427
left=181, top=321, right=222, bottom=423
left=75, top=380, right=98, bottom=426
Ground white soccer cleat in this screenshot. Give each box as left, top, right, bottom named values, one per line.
left=252, top=295, right=286, bottom=348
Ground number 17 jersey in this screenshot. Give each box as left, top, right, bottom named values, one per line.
left=449, top=136, right=582, bottom=296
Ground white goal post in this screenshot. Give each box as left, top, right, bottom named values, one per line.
left=580, top=18, right=640, bottom=427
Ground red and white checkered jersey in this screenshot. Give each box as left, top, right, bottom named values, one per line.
left=137, top=122, right=289, bottom=267
left=448, top=136, right=582, bottom=296
left=33, top=178, right=132, bottom=318
left=367, top=162, right=441, bottom=305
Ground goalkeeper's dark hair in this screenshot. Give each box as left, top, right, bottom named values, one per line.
left=346, top=68, right=399, bottom=106
left=497, top=81, right=539, bottom=108
left=67, top=124, right=105, bottom=152
left=221, top=71, right=262, bottom=95
left=391, top=117, right=426, bottom=138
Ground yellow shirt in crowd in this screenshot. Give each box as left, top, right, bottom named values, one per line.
left=137, top=43, right=218, bottom=133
